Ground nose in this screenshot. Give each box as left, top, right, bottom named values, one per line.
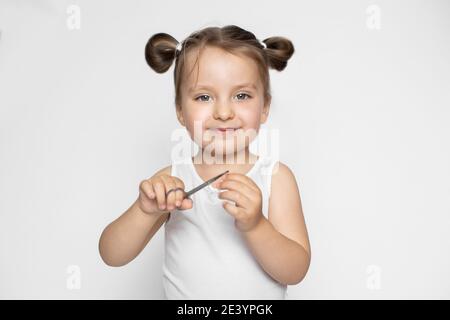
left=213, top=99, right=235, bottom=120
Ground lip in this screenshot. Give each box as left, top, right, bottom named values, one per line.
left=205, top=128, right=241, bottom=138
left=216, top=128, right=238, bottom=131
left=212, top=128, right=240, bottom=134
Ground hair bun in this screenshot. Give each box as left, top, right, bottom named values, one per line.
left=263, top=36, right=295, bottom=71
left=145, top=33, right=179, bottom=73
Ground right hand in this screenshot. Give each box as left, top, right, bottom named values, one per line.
left=138, top=174, right=193, bottom=215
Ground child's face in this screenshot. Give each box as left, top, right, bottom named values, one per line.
left=176, top=46, right=270, bottom=158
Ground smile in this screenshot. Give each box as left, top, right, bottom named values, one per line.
left=211, top=128, right=240, bottom=134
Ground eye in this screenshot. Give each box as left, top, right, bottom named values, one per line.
left=195, top=94, right=211, bottom=102
left=235, top=93, right=251, bottom=100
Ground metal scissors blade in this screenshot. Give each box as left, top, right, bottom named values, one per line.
left=184, top=170, right=229, bottom=198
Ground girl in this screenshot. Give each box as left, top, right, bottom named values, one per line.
left=99, top=25, right=311, bottom=300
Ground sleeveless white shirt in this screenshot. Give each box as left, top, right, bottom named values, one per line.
left=162, top=154, right=287, bottom=299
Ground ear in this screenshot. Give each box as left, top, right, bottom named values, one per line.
left=176, top=105, right=186, bottom=126
left=260, top=96, right=271, bottom=124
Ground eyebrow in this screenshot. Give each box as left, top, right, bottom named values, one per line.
left=188, top=83, right=257, bottom=93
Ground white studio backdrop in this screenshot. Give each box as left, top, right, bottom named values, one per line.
left=0, top=0, right=449, bottom=299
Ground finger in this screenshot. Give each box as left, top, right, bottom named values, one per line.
left=211, top=173, right=229, bottom=189
left=152, top=177, right=167, bottom=210
left=222, top=173, right=259, bottom=192
left=160, top=175, right=177, bottom=210
left=218, top=179, right=256, bottom=198
left=146, top=181, right=156, bottom=199
left=222, top=200, right=240, bottom=217
left=173, top=178, right=186, bottom=208
left=218, top=190, right=251, bottom=209
left=139, top=180, right=154, bottom=200
left=178, top=198, right=193, bottom=210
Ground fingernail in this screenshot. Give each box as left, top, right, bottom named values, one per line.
left=176, top=201, right=180, bottom=206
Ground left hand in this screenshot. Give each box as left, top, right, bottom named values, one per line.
left=213, top=173, right=264, bottom=232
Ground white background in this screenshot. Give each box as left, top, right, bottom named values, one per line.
left=0, top=0, right=449, bottom=299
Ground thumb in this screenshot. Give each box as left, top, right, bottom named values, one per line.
left=179, top=198, right=193, bottom=210
left=212, top=175, right=227, bottom=189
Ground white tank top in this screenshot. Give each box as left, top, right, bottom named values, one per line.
left=162, top=153, right=288, bottom=299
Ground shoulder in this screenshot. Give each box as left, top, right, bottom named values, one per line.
left=271, top=161, right=298, bottom=187
left=269, top=161, right=301, bottom=211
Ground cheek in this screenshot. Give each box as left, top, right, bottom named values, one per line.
left=183, top=108, right=212, bottom=145
left=237, top=107, right=262, bottom=128
left=184, top=108, right=210, bottom=130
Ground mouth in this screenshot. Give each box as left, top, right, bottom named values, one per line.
left=211, top=127, right=241, bottom=134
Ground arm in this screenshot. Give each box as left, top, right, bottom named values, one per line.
left=98, top=166, right=171, bottom=267
left=242, top=163, right=311, bottom=286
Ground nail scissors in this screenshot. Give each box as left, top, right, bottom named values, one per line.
left=165, top=170, right=229, bottom=199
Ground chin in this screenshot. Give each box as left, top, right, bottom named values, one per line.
left=201, top=142, right=248, bottom=161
